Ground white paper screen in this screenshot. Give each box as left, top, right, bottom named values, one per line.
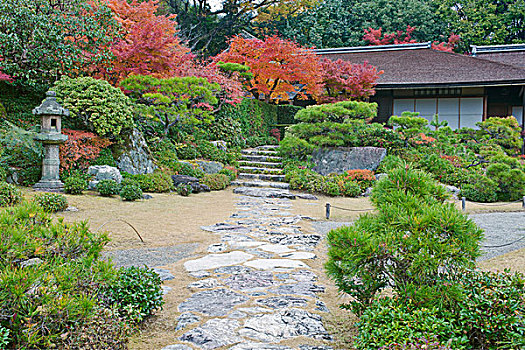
left=511, top=106, right=523, bottom=124
left=393, top=99, right=415, bottom=116
left=438, top=98, right=459, bottom=129
left=415, top=99, right=437, bottom=122
left=460, top=97, right=483, bottom=129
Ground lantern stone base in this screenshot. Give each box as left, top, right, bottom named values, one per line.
left=33, top=179, right=65, bottom=192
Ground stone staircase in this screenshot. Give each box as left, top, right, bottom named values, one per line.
left=232, top=145, right=289, bottom=190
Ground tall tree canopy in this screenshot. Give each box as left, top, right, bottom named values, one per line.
left=255, top=0, right=447, bottom=49
left=0, top=0, right=118, bottom=88
left=435, top=0, right=525, bottom=52
left=215, top=35, right=323, bottom=103
left=94, top=0, right=191, bottom=85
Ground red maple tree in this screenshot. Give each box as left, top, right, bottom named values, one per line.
left=95, top=0, right=191, bottom=84
left=364, top=25, right=459, bottom=52
left=215, top=35, right=323, bottom=103
left=60, top=129, right=112, bottom=171
left=319, top=58, right=382, bottom=103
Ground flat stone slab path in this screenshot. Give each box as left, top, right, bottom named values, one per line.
left=162, top=195, right=334, bottom=350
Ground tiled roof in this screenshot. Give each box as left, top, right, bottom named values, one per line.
left=472, top=44, right=525, bottom=69
left=317, top=44, right=525, bottom=88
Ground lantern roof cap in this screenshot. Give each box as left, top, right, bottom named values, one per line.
left=33, top=91, right=69, bottom=116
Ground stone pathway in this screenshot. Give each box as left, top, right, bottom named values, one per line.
left=162, top=191, right=333, bottom=350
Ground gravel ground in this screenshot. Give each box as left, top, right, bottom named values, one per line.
left=102, top=243, right=199, bottom=268
left=312, top=211, right=525, bottom=262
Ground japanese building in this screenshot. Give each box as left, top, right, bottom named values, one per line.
left=316, top=43, right=525, bottom=130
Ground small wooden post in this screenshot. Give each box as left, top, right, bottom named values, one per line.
left=325, top=203, right=331, bottom=220
left=462, top=197, right=466, bottom=212
left=522, top=196, right=525, bottom=209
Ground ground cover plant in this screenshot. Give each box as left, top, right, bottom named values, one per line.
left=0, top=202, right=164, bottom=349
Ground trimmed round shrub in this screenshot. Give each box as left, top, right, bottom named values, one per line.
left=201, top=173, right=230, bottom=191
left=34, top=192, right=68, bottom=212
left=341, top=180, right=362, bottom=197
left=171, top=161, right=205, bottom=178
left=119, top=184, right=143, bottom=201
left=64, top=175, right=88, bottom=195
left=176, top=183, right=193, bottom=196
left=102, top=266, right=163, bottom=323
left=96, top=179, right=120, bottom=197
left=54, top=76, right=133, bottom=138
left=0, top=181, right=22, bottom=207
left=460, top=175, right=498, bottom=203
left=134, top=172, right=173, bottom=193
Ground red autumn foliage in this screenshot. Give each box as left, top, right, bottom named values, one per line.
left=363, top=26, right=459, bottom=52
left=440, top=155, right=463, bottom=168
left=215, top=35, right=323, bottom=103
left=60, top=129, right=112, bottom=171
left=319, top=57, right=382, bottom=102
left=96, top=0, right=191, bottom=84
left=410, top=133, right=436, bottom=145
left=363, top=25, right=417, bottom=45
left=344, top=169, right=375, bottom=182
left=0, top=57, right=12, bottom=82
left=174, top=60, right=245, bottom=107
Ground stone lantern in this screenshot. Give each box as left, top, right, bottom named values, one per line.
left=32, top=91, right=69, bottom=191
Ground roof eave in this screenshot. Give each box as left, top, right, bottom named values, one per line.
left=376, top=80, right=525, bottom=90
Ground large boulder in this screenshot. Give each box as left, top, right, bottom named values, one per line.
left=87, top=165, right=122, bottom=190
left=114, top=128, right=156, bottom=175
left=312, top=147, right=387, bottom=176
left=195, top=160, right=224, bottom=174
left=171, top=175, right=210, bottom=193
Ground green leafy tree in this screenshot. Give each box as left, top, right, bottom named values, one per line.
left=53, top=77, right=134, bottom=138
left=0, top=0, right=119, bottom=88
left=435, top=0, right=525, bottom=52
left=257, top=0, right=447, bottom=48
left=120, top=75, right=219, bottom=137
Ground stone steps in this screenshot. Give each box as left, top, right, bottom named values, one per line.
left=239, top=166, right=283, bottom=175
left=231, top=180, right=290, bottom=190
left=238, top=173, right=286, bottom=182
left=241, top=154, right=282, bottom=163
left=241, top=148, right=280, bottom=156
left=238, top=160, right=283, bottom=168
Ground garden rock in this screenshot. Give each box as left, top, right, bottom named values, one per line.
left=375, top=173, right=388, bottom=181
left=230, top=344, right=292, bottom=350
left=256, top=296, right=308, bottom=309
left=312, top=146, right=387, bottom=175
left=184, top=251, right=254, bottom=272
left=175, top=312, right=201, bottom=331
left=20, top=258, right=43, bottom=268
left=162, top=345, right=194, bottom=350
left=178, top=288, right=249, bottom=316
left=223, top=271, right=276, bottom=290
left=115, top=128, right=156, bottom=175
left=211, top=140, right=227, bottom=151
left=179, top=318, right=242, bottom=350
left=238, top=309, right=330, bottom=342
left=362, top=187, right=373, bottom=197
left=195, top=160, right=224, bottom=174
left=244, top=259, right=309, bottom=270
left=234, top=187, right=296, bottom=199
left=87, top=165, right=122, bottom=190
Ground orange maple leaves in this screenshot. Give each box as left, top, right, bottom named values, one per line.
left=94, top=0, right=190, bottom=84
left=216, top=35, right=323, bottom=103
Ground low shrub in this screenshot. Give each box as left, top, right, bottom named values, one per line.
left=486, top=163, right=525, bottom=201
left=279, top=135, right=315, bottom=160
left=0, top=181, right=22, bottom=207
left=33, top=192, right=68, bottom=212
left=134, top=172, right=173, bottom=193
left=195, top=139, right=237, bottom=164
left=175, top=143, right=199, bottom=160
left=455, top=269, right=525, bottom=349
left=219, top=167, right=237, bottom=181
left=176, top=183, right=192, bottom=196
left=171, top=161, right=205, bottom=178
left=64, top=175, right=88, bottom=195
left=356, top=298, right=462, bottom=349
left=460, top=174, right=498, bottom=203
left=119, top=184, right=143, bottom=201
left=96, top=179, right=121, bottom=197
left=201, top=173, right=230, bottom=190
left=102, top=266, right=164, bottom=323
left=341, top=180, right=362, bottom=197
left=0, top=202, right=119, bottom=349
left=377, top=155, right=405, bottom=173
left=345, top=169, right=375, bottom=190
left=380, top=338, right=452, bottom=350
